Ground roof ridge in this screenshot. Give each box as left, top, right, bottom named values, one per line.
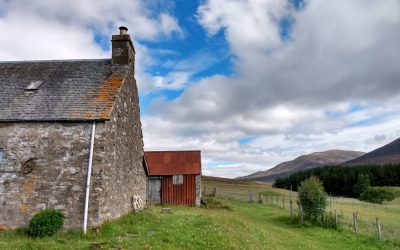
left=0, top=58, right=111, bottom=64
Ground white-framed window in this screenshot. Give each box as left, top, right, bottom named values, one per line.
left=173, top=175, right=183, bottom=185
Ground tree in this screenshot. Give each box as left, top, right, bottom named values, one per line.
left=353, top=173, right=370, bottom=197
left=298, top=176, right=327, bottom=221
left=360, top=187, right=396, bottom=204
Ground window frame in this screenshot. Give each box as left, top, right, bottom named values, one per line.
left=173, top=175, right=183, bottom=185
left=0, top=148, right=3, bottom=167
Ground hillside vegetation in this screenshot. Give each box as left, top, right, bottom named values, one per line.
left=273, top=164, right=400, bottom=197
left=237, top=150, right=364, bottom=182
left=203, top=176, right=400, bottom=247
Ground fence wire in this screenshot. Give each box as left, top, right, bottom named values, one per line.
left=203, top=186, right=400, bottom=245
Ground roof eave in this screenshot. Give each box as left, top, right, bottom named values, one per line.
left=0, top=118, right=110, bottom=123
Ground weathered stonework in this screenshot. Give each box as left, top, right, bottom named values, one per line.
left=0, top=66, right=146, bottom=229
left=0, top=27, right=146, bottom=230
left=90, top=65, right=147, bottom=226
left=0, top=122, right=92, bottom=229
left=196, top=175, right=201, bottom=207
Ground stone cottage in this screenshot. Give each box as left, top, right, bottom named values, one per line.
left=0, top=27, right=147, bottom=231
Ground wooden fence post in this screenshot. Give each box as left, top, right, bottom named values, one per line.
left=276, top=196, right=278, bottom=205
left=248, top=191, right=253, bottom=203
left=282, top=196, right=285, bottom=209
left=258, top=193, right=262, bottom=203
left=203, top=185, right=206, bottom=196
left=353, top=211, right=358, bottom=235
left=290, top=200, right=293, bottom=224
left=213, top=187, right=217, bottom=197
left=298, top=203, right=303, bottom=224
left=376, top=217, right=382, bottom=241
left=334, top=210, right=338, bottom=226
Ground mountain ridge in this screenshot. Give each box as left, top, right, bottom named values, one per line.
left=344, top=138, right=400, bottom=165
left=237, top=149, right=365, bottom=182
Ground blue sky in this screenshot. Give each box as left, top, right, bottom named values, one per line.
left=1, top=0, right=400, bottom=177
left=136, top=1, right=235, bottom=114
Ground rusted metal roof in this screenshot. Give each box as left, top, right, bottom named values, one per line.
left=0, top=59, right=129, bottom=122
left=144, top=151, right=201, bottom=176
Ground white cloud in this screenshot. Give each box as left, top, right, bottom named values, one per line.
left=0, top=0, right=183, bottom=60
left=143, top=0, right=400, bottom=178
left=198, top=0, right=287, bottom=52
left=159, top=13, right=184, bottom=38
left=1, top=0, right=400, bottom=178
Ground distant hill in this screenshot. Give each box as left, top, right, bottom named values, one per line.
left=344, top=138, right=400, bottom=165
left=202, top=175, right=246, bottom=184
left=237, top=150, right=365, bottom=182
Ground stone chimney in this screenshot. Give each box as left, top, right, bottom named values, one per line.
left=112, top=26, right=135, bottom=66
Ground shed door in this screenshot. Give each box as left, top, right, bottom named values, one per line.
left=147, top=179, right=161, bottom=204
left=161, top=175, right=196, bottom=206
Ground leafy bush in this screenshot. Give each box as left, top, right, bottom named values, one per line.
left=359, top=187, right=396, bottom=204
left=27, top=209, right=64, bottom=237
left=298, top=176, right=327, bottom=221
left=353, top=173, right=370, bottom=197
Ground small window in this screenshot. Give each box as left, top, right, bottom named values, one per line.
left=25, top=80, right=43, bottom=90
left=173, top=175, right=183, bottom=185
left=0, top=149, right=3, bottom=167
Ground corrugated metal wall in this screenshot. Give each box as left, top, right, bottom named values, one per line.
left=161, top=175, right=196, bottom=206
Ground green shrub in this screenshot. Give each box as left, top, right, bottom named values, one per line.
left=27, top=209, right=64, bottom=237
left=353, top=173, right=370, bottom=197
left=319, top=212, right=337, bottom=229
left=359, top=187, right=396, bottom=204
left=298, top=176, right=327, bottom=222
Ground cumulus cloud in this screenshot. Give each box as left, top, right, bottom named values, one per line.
left=143, top=0, right=400, bottom=177
left=2, top=0, right=399, bottom=178
left=0, top=0, right=182, bottom=60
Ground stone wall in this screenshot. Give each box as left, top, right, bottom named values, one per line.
left=0, top=62, right=146, bottom=230
left=0, top=122, right=92, bottom=229
left=196, top=175, right=201, bottom=207
left=90, top=66, right=147, bottom=225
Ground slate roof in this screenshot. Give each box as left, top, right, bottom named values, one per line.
left=144, top=151, right=202, bottom=176
left=0, top=59, right=129, bottom=122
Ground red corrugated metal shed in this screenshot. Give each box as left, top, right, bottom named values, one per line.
left=144, top=151, right=201, bottom=176
left=161, top=175, right=197, bottom=206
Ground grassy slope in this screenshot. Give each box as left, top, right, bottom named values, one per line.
left=1, top=178, right=398, bottom=249
left=203, top=177, right=400, bottom=246
left=0, top=198, right=397, bottom=249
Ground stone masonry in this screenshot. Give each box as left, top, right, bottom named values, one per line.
left=0, top=122, right=92, bottom=229
left=0, top=27, right=147, bottom=229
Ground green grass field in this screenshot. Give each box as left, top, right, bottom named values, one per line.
left=0, top=198, right=397, bottom=250
left=0, top=177, right=399, bottom=249
left=202, top=177, right=400, bottom=246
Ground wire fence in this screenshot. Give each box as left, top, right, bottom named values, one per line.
left=203, top=186, right=400, bottom=245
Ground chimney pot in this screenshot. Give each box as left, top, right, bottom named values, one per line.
left=112, top=26, right=135, bottom=67
left=119, top=26, right=128, bottom=35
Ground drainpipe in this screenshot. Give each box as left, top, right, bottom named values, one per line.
left=83, top=121, right=96, bottom=234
